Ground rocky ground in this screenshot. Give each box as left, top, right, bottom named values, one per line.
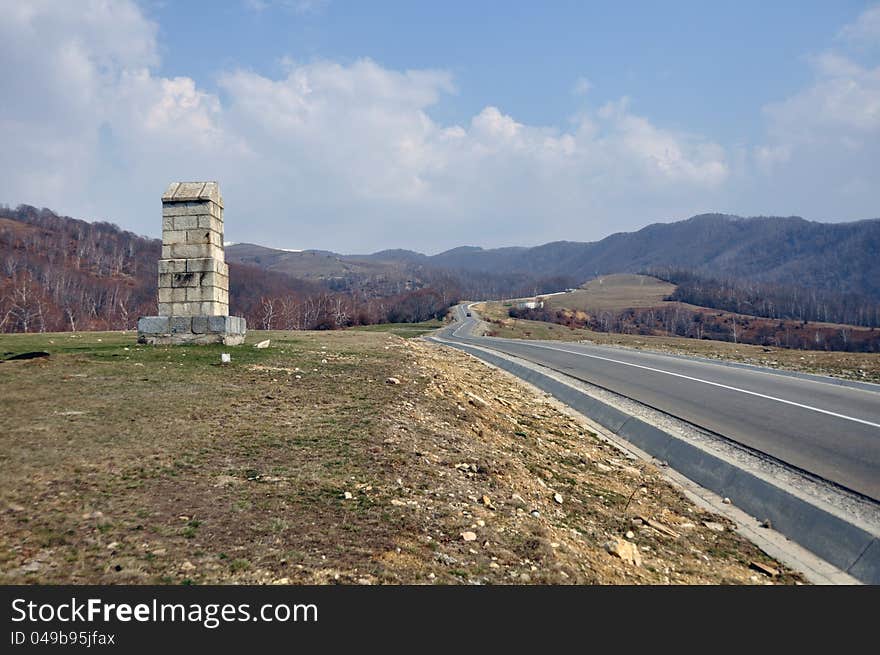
left=389, top=339, right=801, bottom=584
left=0, top=329, right=800, bottom=584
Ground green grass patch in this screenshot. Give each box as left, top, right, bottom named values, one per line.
left=350, top=319, right=444, bottom=338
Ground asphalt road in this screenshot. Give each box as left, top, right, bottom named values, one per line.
left=435, top=305, right=880, bottom=502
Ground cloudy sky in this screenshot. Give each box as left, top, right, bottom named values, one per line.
left=1, top=1, right=878, bottom=253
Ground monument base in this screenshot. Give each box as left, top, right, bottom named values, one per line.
left=137, top=315, right=247, bottom=346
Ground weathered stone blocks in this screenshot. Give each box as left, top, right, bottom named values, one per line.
left=138, top=315, right=245, bottom=345
left=163, top=242, right=225, bottom=261
left=170, top=316, right=192, bottom=334
left=137, top=316, right=169, bottom=334
left=208, top=315, right=246, bottom=333
left=157, top=259, right=187, bottom=274
left=137, top=181, right=246, bottom=345
left=192, top=316, right=208, bottom=334
left=157, top=182, right=228, bottom=317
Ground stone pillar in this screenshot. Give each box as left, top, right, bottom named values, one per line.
left=158, top=181, right=228, bottom=317
left=137, top=181, right=247, bottom=345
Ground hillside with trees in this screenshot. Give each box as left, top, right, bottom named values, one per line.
left=507, top=274, right=880, bottom=353
left=424, top=214, right=880, bottom=303
left=4, top=205, right=879, bottom=346
left=0, top=206, right=457, bottom=333
left=231, top=213, right=880, bottom=324
left=226, top=243, right=576, bottom=301
left=653, top=269, right=880, bottom=328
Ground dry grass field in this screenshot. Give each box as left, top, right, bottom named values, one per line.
left=0, top=328, right=796, bottom=584
left=546, top=274, right=676, bottom=312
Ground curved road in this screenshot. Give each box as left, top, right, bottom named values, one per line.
left=434, top=304, right=880, bottom=502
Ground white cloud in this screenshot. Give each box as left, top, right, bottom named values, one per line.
left=596, top=100, right=728, bottom=187
left=470, top=106, right=524, bottom=141
left=746, top=8, right=880, bottom=219
left=10, top=0, right=877, bottom=253
left=837, top=4, right=880, bottom=46
left=0, top=0, right=160, bottom=214
left=215, top=64, right=729, bottom=247
left=0, top=0, right=732, bottom=251
left=244, top=0, right=329, bottom=14
left=764, top=55, right=880, bottom=139
left=572, top=76, right=592, bottom=96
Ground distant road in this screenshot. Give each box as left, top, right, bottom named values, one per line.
left=434, top=304, right=880, bottom=502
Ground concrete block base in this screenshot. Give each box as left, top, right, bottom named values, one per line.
left=138, top=315, right=246, bottom=346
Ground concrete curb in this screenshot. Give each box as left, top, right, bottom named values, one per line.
left=431, top=336, right=880, bottom=584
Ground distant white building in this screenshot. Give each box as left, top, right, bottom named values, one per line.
left=516, top=300, right=544, bottom=310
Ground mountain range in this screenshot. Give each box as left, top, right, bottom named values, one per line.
left=3, top=204, right=879, bottom=334
left=228, top=213, right=880, bottom=301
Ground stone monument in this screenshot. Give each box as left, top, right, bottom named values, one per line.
left=137, top=181, right=247, bottom=345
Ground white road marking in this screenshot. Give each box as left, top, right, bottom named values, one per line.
left=456, top=329, right=880, bottom=430
left=450, top=304, right=477, bottom=338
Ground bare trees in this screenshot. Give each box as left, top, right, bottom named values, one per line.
left=1, top=271, right=46, bottom=333
left=510, top=302, right=880, bottom=352
left=0, top=205, right=161, bottom=333
left=655, top=268, right=880, bottom=329
left=330, top=296, right=349, bottom=327
left=260, top=296, right=276, bottom=330
left=0, top=205, right=462, bottom=335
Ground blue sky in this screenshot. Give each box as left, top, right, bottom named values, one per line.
left=1, top=1, right=879, bottom=252
left=150, top=1, right=873, bottom=142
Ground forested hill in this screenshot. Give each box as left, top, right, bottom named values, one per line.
left=4, top=204, right=879, bottom=333
left=229, top=213, right=880, bottom=303
left=424, top=214, right=880, bottom=302
left=0, top=206, right=454, bottom=333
